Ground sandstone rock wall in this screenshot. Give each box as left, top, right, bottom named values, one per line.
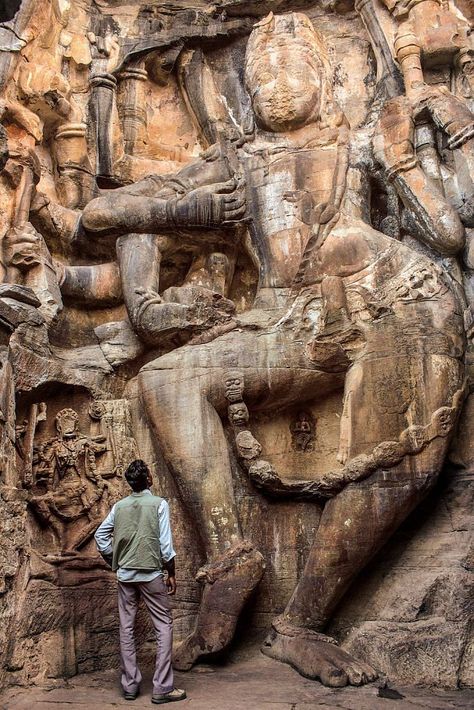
left=0, top=0, right=473, bottom=691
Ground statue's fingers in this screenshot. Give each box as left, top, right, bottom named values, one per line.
left=224, top=206, right=247, bottom=221
left=214, top=178, right=238, bottom=194
left=224, top=194, right=246, bottom=208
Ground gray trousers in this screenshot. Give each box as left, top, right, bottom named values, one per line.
left=118, top=576, right=174, bottom=695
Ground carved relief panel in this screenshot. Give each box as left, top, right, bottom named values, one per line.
left=15, top=391, right=138, bottom=561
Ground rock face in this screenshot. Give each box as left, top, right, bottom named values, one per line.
left=0, top=0, right=473, bottom=692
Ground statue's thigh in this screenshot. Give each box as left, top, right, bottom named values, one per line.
left=342, top=352, right=463, bottom=460
left=141, top=329, right=343, bottom=412
left=201, top=330, right=343, bottom=411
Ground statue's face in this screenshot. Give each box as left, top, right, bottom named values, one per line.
left=247, top=44, right=321, bottom=132
left=229, top=403, right=249, bottom=426
left=55, top=409, right=78, bottom=437
left=225, top=372, right=244, bottom=402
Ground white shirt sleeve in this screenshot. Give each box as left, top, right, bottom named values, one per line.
left=94, top=504, right=116, bottom=555
left=158, top=499, right=176, bottom=562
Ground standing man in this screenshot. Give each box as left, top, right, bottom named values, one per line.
left=95, top=459, right=186, bottom=705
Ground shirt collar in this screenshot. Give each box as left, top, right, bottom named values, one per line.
left=131, top=489, right=152, bottom=496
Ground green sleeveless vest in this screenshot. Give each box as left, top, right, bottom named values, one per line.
left=112, top=492, right=163, bottom=572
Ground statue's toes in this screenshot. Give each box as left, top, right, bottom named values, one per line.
left=327, top=652, right=378, bottom=687
left=172, top=637, right=199, bottom=671
left=319, top=662, right=349, bottom=688
left=346, top=662, right=377, bottom=685
left=360, top=660, right=379, bottom=683
left=343, top=664, right=364, bottom=686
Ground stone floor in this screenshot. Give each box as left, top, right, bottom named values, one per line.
left=1, top=654, right=474, bottom=710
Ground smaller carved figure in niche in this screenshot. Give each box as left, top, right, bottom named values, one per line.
left=29, top=407, right=109, bottom=555
left=224, top=370, right=245, bottom=404
left=228, top=402, right=249, bottom=431
left=39, top=408, right=106, bottom=491
left=290, top=411, right=316, bottom=452
left=184, top=252, right=231, bottom=297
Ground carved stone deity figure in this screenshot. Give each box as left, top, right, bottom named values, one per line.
left=357, top=0, right=474, bottom=227
left=290, top=412, right=315, bottom=452
left=29, top=407, right=108, bottom=555
left=76, top=11, right=468, bottom=687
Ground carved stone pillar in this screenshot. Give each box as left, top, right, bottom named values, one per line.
left=116, top=62, right=148, bottom=155
left=89, top=72, right=117, bottom=183
left=0, top=347, right=16, bottom=488
left=394, top=31, right=424, bottom=97
left=54, top=122, right=93, bottom=209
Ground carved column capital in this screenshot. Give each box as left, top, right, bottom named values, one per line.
left=116, top=67, right=148, bottom=84
left=89, top=72, right=118, bottom=92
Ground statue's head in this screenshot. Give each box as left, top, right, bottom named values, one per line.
left=206, top=252, right=229, bottom=279
left=245, top=12, right=331, bottom=133
left=224, top=370, right=244, bottom=403
left=228, top=402, right=249, bottom=427
left=55, top=408, right=79, bottom=438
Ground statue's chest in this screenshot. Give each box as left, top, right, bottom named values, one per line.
left=242, top=145, right=337, bottom=236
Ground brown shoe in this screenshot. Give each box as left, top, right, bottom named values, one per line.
left=151, top=688, right=186, bottom=704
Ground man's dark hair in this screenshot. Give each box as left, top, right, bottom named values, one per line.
left=125, top=459, right=150, bottom=492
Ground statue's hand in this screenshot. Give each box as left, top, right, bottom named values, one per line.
left=373, top=96, right=416, bottom=177
left=133, top=287, right=236, bottom=345
left=187, top=292, right=236, bottom=328
left=168, top=178, right=246, bottom=227
left=4, top=223, right=42, bottom=271
left=409, top=84, right=474, bottom=139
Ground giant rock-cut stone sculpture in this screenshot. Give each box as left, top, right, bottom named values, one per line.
left=0, top=0, right=473, bottom=692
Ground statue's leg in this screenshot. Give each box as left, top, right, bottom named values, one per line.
left=81, top=191, right=169, bottom=237
left=116, top=233, right=162, bottom=339
left=138, top=330, right=343, bottom=669
left=139, top=337, right=264, bottom=670
left=264, top=352, right=464, bottom=687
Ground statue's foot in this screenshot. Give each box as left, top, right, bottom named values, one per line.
left=172, top=634, right=200, bottom=671
left=262, top=624, right=378, bottom=688
left=172, top=541, right=265, bottom=671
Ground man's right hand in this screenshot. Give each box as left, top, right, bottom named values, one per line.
left=100, top=551, right=113, bottom=568
left=166, top=575, right=177, bottom=596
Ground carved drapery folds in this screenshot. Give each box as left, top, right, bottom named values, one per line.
left=0, top=0, right=473, bottom=693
